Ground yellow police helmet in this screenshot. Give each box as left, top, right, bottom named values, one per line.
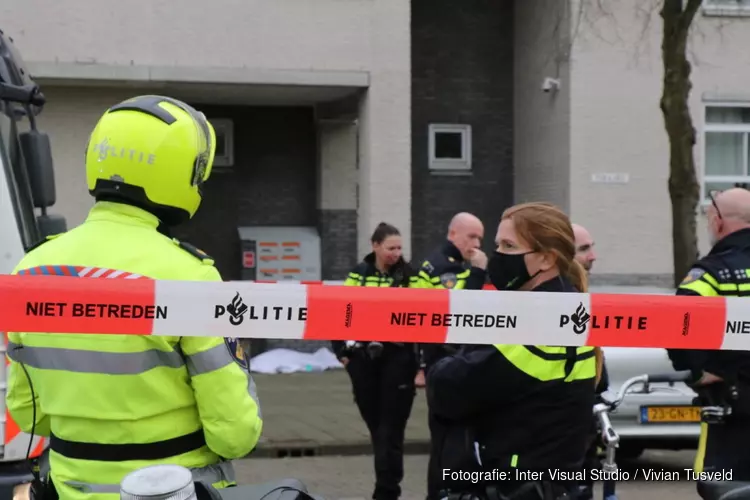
left=85, top=95, right=216, bottom=225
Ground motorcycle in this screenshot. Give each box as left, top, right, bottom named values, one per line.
left=12, top=464, right=325, bottom=500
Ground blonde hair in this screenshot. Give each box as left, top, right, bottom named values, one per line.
left=501, top=202, right=588, bottom=292
left=501, top=202, right=602, bottom=383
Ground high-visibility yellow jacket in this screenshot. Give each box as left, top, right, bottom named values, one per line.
left=6, top=201, right=263, bottom=500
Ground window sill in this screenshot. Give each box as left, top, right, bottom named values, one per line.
left=702, top=5, right=750, bottom=17
left=428, top=169, right=473, bottom=177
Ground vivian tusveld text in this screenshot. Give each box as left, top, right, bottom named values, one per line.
left=442, top=468, right=732, bottom=483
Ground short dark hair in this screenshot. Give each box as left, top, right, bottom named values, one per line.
left=371, top=222, right=400, bottom=244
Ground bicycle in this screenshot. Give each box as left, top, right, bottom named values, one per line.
left=590, top=370, right=750, bottom=500
left=588, top=370, right=692, bottom=500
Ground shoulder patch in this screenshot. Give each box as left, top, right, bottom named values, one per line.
left=681, top=267, right=706, bottom=285
left=421, top=260, right=435, bottom=274
left=440, top=272, right=458, bottom=289
left=174, top=239, right=214, bottom=264
left=225, top=337, right=250, bottom=371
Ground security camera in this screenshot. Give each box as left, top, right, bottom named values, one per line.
left=542, top=77, right=561, bottom=93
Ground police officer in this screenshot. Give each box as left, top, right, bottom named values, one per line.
left=427, top=202, right=597, bottom=500
left=414, top=212, right=488, bottom=371
left=572, top=223, right=597, bottom=273
left=667, top=187, right=750, bottom=482
left=332, top=222, right=418, bottom=500
left=412, top=212, right=487, bottom=500
left=572, top=223, right=609, bottom=500
left=572, top=223, right=607, bottom=393
left=5, top=95, right=263, bottom=500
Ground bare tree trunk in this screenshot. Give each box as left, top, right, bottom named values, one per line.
left=659, top=0, right=703, bottom=288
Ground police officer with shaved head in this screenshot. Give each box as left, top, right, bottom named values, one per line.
left=572, top=223, right=610, bottom=500
left=572, top=223, right=607, bottom=394
left=572, top=223, right=597, bottom=273
left=668, top=187, right=750, bottom=486
left=413, top=212, right=488, bottom=500
left=415, top=212, right=488, bottom=370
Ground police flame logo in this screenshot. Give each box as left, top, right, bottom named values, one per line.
left=570, top=302, right=591, bottom=335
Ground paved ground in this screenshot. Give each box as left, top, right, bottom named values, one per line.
left=243, top=371, right=708, bottom=499
left=235, top=451, right=700, bottom=500
left=248, top=283, right=678, bottom=455
left=251, top=370, right=429, bottom=457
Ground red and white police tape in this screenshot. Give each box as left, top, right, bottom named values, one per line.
left=0, top=268, right=745, bottom=350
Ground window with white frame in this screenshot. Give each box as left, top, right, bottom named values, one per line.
left=209, top=118, right=234, bottom=168
left=702, top=0, right=750, bottom=16
left=428, top=124, right=472, bottom=172
left=702, top=105, right=750, bottom=202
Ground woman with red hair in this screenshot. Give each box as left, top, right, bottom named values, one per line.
left=426, top=202, right=601, bottom=500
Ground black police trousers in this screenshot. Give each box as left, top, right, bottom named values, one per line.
left=699, top=420, right=750, bottom=482
left=576, top=434, right=597, bottom=500
left=426, top=410, right=443, bottom=500
left=424, top=350, right=463, bottom=500
left=346, top=344, right=418, bottom=500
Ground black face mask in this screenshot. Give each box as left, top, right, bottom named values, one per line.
left=487, top=251, right=541, bottom=291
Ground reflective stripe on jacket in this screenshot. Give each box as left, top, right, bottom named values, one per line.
left=412, top=241, right=486, bottom=369
left=6, top=202, right=263, bottom=500
left=668, top=227, right=750, bottom=475
left=493, top=345, right=596, bottom=382
left=425, top=276, right=596, bottom=475
left=331, top=253, right=417, bottom=359
left=343, top=252, right=418, bottom=288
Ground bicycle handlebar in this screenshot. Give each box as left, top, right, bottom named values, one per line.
left=601, top=370, right=694, bottom=410
left=646, top=370, right=694, bottom=384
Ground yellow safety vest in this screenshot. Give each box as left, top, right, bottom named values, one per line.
left=6, top=202, right=263, bottom=500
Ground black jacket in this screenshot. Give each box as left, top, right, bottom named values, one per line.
left=596, top=361, right=609, bottom=394
left=416, top=241, right=486, bottom=370
left=668, top=227, right=750, bottom=418
left=426, top=276, right=596, bottom=486
left=331, top=253, right=416, bottom=360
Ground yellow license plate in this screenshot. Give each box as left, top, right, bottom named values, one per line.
left=641, top=406, right=701, bottom=423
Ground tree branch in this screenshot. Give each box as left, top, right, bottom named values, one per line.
left=679, top=0, right=704, bottom=33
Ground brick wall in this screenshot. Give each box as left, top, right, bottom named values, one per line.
left=173, top=105, right=318, bottom=281
left=411, top=0, right=515, bottom=261
left=171, top=104, right=331, bottom=354
left=319, top=209, right=358, bottom=280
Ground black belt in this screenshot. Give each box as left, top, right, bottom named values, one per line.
left=50, top=429, right=206, bottom=462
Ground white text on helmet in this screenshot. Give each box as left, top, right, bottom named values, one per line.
left=92, top=138, right=156, bottom=165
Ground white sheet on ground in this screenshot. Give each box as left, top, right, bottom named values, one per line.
left=249, top=347, right=344, bottom=374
